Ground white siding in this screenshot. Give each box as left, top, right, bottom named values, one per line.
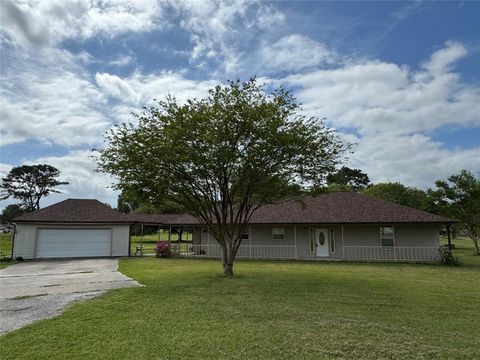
left=111, top=225, right=130, bottom=256
left=13, top=224, right=36, bottom=259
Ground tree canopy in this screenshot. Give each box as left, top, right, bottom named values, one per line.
left=96, top=78, right=348, bottom=276
left=326, top=166, right=370, bottom=191
left=0, top=164, right=68, bottom=211
left=1, top=204, right=25, bottom=224
left=431, top=170, right=480, bottom=255
left=362, top=182, right=433, bottom=212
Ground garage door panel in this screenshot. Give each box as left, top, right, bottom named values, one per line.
left=36, top=229, right=111, bottom=258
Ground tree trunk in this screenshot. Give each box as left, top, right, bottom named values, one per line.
left=223, top=262, right=234, bottom=277
left=221, top=242, right=235, bottom=277
left=473, top=237, right=479, bottom=256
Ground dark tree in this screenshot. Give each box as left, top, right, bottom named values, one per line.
left=96, top=78, right=348, bottom=276
left=1, top=204, right=25, bottom=223
left=0, top=164, right=69, bottom=211
left=431, top=170, right=480, bottom=255
left=362, top=182, right=431, bottom=211
left=326, top=166, right=370, bottom=191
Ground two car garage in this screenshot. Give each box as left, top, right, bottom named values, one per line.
left=35, top=228, right=112, bottom=258
left=12, top=199, right=132, bottom=260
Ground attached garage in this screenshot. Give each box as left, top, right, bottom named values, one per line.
left=12, top=199, right=132, bottom=260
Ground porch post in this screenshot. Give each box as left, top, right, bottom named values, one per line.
left=393, top=225, right=397, bottom=261
left=447, top=224, right=452, bottom=250
left=207, top=230, right=210, bottom=257
left=249, top=226, right=252, bottom=259
left=168, top=226, right=172, bottom=254
left=140, top=224, right=144, bottom=255
left=294, top=225, right=297, bottom=259
left=178, top=226, right=182, bottom=254
left=341, top=225, right=345, bottom=259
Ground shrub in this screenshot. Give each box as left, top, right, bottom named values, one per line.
left=154, top=241, right=172, bottom=258
left=438, top=246, right=459, bottom=266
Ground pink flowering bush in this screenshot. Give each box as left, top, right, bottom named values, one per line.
left=154, top=241, right=172, bottom=258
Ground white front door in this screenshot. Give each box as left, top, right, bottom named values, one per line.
left=315, top=228, right=329, bottom=257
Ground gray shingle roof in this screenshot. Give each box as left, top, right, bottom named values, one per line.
left=12, top=193, right=455, bottom=225
left=12, top=199, right=133, bottom=223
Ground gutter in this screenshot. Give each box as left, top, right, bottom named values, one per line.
left=10, top=223, right=16, bottom=260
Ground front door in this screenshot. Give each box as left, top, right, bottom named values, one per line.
left=315, top=228, right=329, bottom=257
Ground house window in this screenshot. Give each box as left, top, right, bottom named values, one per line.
left=272, top=227, right=286, bottom=240
left=329, top=228, right=335, bottom=254
left=241, top=232, right=249, bottom=240
left=309, top=228, right=315, bottom=254
left=380, top=226, right=394, bottom=247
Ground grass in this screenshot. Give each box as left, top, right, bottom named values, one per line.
left=0, top=233, right=14, bottom=268
left=1, top=242, right=479, bottom=359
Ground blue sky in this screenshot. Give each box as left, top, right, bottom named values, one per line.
left=1, top=0, right=479, bottom=209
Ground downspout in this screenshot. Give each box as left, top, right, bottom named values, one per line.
left=128, top=223, right=132, bottom=257
left=10, top=223, right=16, bottom=260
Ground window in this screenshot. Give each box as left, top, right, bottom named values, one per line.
left=309, top=228, right=315, bottom=254
left=272, top=227, right=286, bottom=240
left=329, top=228, right=335, bottom=254
left=241, top=232, right=249, bottom=240
left=380, top=226, right=394, bottom=247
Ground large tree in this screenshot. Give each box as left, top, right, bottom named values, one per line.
left=1, top=204, right=25, bottom=224
left=362, top=182, right=432, bottom=211
left=431, top=170, right=480, bottom=255
left=0, top=164, right=69, bottom=211
left=326, top=166, right=370, bottom=191
left=97, top=79, right=348, bottom=276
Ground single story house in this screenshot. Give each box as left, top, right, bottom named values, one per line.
left=11, top=192, right=455, bottom=262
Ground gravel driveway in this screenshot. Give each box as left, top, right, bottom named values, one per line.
left=0, top=259, right=141, bottom=334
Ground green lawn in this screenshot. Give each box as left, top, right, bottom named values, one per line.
left=0, top=233, right=14, bottom=268
left=1, top=241, right=479, bottom=359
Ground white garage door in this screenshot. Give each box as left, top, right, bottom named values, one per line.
left=36, top=228, right=111, bottom=258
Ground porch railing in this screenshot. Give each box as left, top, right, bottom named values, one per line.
left=171, top=244, right=296, bottom=260
left=343, top=246, right=439, bottom=261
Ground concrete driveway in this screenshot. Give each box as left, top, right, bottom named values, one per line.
left=0, top=259, right=141, bottom=334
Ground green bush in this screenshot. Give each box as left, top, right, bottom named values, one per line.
left=439, top=246, right=459, bottom=266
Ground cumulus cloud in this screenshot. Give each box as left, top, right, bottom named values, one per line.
left=283, top=41, right=480, bottom=187
left=95, top=71, right=217, bottom=110
left=0, top=0, right=165, bottom=47
left=95, top=72, right=140, bottom=104
left=286, top=43, right=479, bottom=136
left=170, top=0, right=285, bottom=73
left=0, top=150, right=118, bottom=209
left=422, top=41, right=467, bottom=75
left=260, top=35, right=337, bottom=72
left=0, top=48, right=110, bottom=147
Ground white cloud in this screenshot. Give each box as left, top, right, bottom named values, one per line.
left=0, top=0, right=165, bottom=47
left=422, top=41, right=467, bottom=75
left=260, top=35, right=336, bottom=72
left=0, top=48, right=110, bottom=147
left=107, top=54, right=135, bottom=67
left=28, top=150, right=118, bottom=208
left=286, top=46, right=479, bottom=136
left=95, top=72, right=140, bottom=104
left=282, top=42, right=480, bottom=187
left=171, top=0, right=285, bottom=73
left=95, top=71, right=217, bottom=112
left=0, top=150, right=118, bottom=210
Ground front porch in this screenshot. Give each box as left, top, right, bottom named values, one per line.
left=170, top=243, right=439, bottom=262
left=132, top=223, right=442, bottom=262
